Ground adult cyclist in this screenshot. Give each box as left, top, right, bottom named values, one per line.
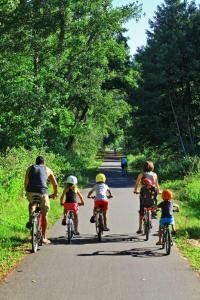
left=24, top=156, right=58, bottom=244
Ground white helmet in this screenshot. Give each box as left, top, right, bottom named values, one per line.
left=66, top=175, right=78, bottom=185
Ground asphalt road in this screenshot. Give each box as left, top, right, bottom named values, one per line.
left=1, top=153, right=200, bottom=300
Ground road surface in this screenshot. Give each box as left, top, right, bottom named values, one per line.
left=1, top=153, right=200, bottom=300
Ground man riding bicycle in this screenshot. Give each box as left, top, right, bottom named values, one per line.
left=24, top=156, right=58, bottom=244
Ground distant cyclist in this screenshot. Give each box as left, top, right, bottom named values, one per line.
left=87, top=173, right=113, bottom=231
left=60, top=175, right=84, bottom=235
left=134, top=160, right=161, bottom=234
left=121, top=157, right=128, bottom=175
left=24, top=156, right=58, bottom=244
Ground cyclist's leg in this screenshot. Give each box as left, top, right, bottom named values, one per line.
left=137, top=200, right=144, bottom=233
left=26, top=192, right=37, bottom=228
left=40, top=194, right=50, bottom=243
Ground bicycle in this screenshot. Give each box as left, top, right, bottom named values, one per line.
left=30, top=195, right=43, bottom=253
left=161, top=210, right=179, bottom=255
left=143, top=206, right=154, bottom=241
left=62, top=203, right=83, bottom=244
left=30, top=194, right=54, bottom=253
left=88, top=195, right=112, bottom=242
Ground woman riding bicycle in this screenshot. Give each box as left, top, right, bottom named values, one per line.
left=87, top=173, right=113, bottom=231
left=134, top=160, right=161, bottom=234
left=60, top=175, right=84, bottom=235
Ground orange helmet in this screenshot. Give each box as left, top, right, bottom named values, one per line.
left=162, top=189, right=173, bottom=201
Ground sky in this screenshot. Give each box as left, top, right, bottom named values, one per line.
left=112, top=0, right=200, bottom=55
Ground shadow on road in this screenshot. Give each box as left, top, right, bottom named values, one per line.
left=50, top=233, right=143, bottom=246
left=77, top=247, right=165, bottom=258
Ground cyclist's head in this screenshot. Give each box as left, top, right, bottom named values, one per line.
left=66, top=175, right=78, bottom=185
left=162, top=189, right=173, bottom=201
left=96, top=173, right=106, bottom=183
left=143, top=161, right=154, bottom=172
left=36, top=156, right=44, bottom=165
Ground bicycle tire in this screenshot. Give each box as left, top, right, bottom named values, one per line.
left=98, top=214, right=103, bottom=242
left=161, top=228, right=165, bottom=249
left=165, top=228, right=171, bottom=255
left=144, top=212, right=150, bottom=241
left=31, top=215, right=38, bottom=253
left=38, top=213, right=43, bottom=246
left=67, top=221, right=72, bottom=244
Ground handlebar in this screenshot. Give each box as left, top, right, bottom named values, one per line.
left=87, top=195, right=113, bottom=199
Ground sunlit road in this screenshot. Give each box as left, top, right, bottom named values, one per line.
left=1, top=153, right=200, bottom=300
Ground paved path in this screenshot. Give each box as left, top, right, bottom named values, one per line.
left=1, top=153, right=200, bottom=300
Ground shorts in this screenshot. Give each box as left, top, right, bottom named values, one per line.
left=94, top=200, right=108, bottom=213
left=64, top=202, right=79, bottom=213
left=26, top=192, right=50, bottom=216
left=160, top=217, right=174, bottom=227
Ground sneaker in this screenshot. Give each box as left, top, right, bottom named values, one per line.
left=74, top=231, right=80, bottom=235
left=171, top=230, right=177, bottom=236
left=103, top=226, right=110, bottom=231
left=62, top=218, right=67, bottom=226
left=136, top=229, right=143, bottom=234
left=26, top=221, right=31, bottom=229
left=90, top=216, right=95, bottom=223
left=156, top=241, right=162, bottom=245
left=42, top=238, right=51, bottom=245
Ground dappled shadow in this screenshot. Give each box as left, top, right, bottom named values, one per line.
left=77, top=246, right=164, bottom=258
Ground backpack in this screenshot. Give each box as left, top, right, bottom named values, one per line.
left=140, top=172, right=157, bottom=207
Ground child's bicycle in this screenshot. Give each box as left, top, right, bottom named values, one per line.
left=161, top=209, right=179, bottom=255
left=88, top=195, right=112, bottom=242
left=62, top=203, right=83, bottom=244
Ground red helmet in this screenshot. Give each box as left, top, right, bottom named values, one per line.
left=162, top=189, right=173, bottom=201
left=143, top=178, right=153, bottom=186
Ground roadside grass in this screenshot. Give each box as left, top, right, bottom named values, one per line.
left=128, top=151, right=200, bottom=274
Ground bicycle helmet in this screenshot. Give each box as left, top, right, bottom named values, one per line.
left=96, top=173, right=106, bottom=183
left=66, top=175, right=78, bottom=185
left=162, top=189, right=173, bottom=201
left=143, top=178, right=153, bottom=186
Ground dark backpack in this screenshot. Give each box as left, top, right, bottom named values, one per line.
left=140, top=185, right=157, bottom=207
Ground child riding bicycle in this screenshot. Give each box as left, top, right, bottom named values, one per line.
left=134, top=160, right=161, bottom=234
left=156, top=189, right=179, bottom=245
left=87, top=173, right=113, bottom=231
left=60, top=175, right=84, bottom=235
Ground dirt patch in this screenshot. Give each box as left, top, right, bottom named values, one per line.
left=187, top=239, right=200, bottom=248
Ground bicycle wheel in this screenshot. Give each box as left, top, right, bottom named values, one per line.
left=97, top=214, right=103, bottom=242
left=165, top=228, right=171, bottom=255
left=161, top=228, right=165, bottom=249
left=144, top=212, right=150, bottom=241
left=31, top=215, right=39, bottom=253
left=67, top=220, right=72, bottom=244
left=38, top=214, right=43, bottom=246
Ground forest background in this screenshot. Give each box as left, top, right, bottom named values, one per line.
left=0, top=0, right=199, bottom=278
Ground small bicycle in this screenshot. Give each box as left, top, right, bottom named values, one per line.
left=88, top=195, right=112, bottom=242
left=62, top=203, right=83, bottom=244
left=161, top=209, right=179, bottom=255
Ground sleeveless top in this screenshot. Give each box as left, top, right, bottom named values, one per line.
left=142, top=171, right=157, bottom=186
left=65, top=188, right=78, bottom=203
left=92, top=183, right=109, bottom=201
left=26, top=165, right=48, bottom=194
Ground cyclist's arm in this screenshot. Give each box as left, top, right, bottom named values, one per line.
left=173, top=203, right=180, bottom=212
left=77, top=189, right=84, bottom=205
left=60, top=188, right=67, bottom=205
left=87, top=186, right=95, bottom=198
left=47, top=167, right=58, bottom=198
left=24, top=166, right=31, bottom=190
left=154, top=174, right=161, bottom=193
left=107, top=188, right=113, bottom=197
left=133, top=173, right=143, bottom=193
